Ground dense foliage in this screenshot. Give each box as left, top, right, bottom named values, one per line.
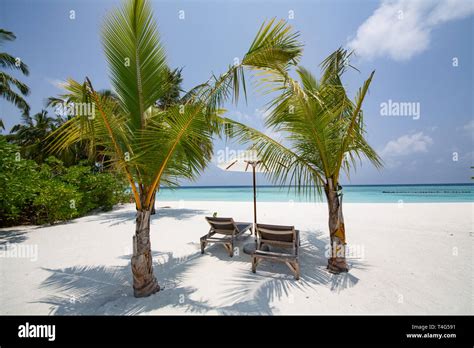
left=0, top=137, right=129, bottom=226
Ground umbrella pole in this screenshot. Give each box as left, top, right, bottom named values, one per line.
left=252, top=164, right=257, bottom=239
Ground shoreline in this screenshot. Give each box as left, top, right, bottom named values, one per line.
left=154, top=184, right=474, bottom=204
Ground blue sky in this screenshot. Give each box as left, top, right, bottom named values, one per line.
left=1, top=0, right=473, bottom=185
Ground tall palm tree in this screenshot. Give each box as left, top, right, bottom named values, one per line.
left=0, top=29, right=30, bottom=117
left=48, top=0, right=302, bottom=297
left=226, top=48, right=382, bottom=273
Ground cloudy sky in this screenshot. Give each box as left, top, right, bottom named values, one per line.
left=1, top=0, right=473, bottom=185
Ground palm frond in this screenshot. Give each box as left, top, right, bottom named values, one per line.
left=222, top=117, right=325, bottom=197
left=0, top=72, right=29, bottom=95
left=0, top=29, right=16, bottom=44
left=192, top=18, right=303, bottom=113
left=0, top=52, right=29, bottom=75
left=142, top=103, right=220, bottom=206
left=333, top=70, right=382, bottom=180
left=245, top=18, right=303, bottom=70
left=101, top=0, right=167, bottom=130
left=319, top=47, right=357, bottom=86
left=0, top=73, right=30, bottom=114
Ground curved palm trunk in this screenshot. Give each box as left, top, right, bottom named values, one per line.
left=131, top=208, right=160, bottom=297
left=324, top=178, right=349, bottom=274
left=151, top=190, right=156, bottom=215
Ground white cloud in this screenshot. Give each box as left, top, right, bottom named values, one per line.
left=456, top=120, right=474, bottom=140
left=348, top=0, right=474, bottom=61
left=229, top=109, right=271, bottom=126
left=462, top=120, right=474, bottom=132
left=461, top=151, right=473, bottom=161
left=255, top=108, right=271, bottom=120
left=232, top=111, right=250, bottom=121
left=381, top=131, right=433, bottom=157
left=263, top=128, right=285, bottom=143
left=45, top=78, right=66, bottom=89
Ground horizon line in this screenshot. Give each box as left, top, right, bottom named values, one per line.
left=163, top=182, right=474, bottom=188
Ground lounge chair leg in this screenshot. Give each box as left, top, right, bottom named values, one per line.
left=200, top=240, right=206, bottom=254
left=251, top=256, right=257, bottom=273
left=294, top=262, right=300, bottom=280
left=223, top=243, right=233, bottom=257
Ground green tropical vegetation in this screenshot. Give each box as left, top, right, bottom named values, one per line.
left=7, top=110, right=62, bottom=162
left=0, top=28, right=130, bottom=228
left=0, top=137, right=128, bottom=226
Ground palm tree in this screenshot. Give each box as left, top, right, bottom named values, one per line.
left=48, top=0, right=302, bottom=297
left=46, top=85, right=123, bottom=166
left=226, top=48, right=382, bottom=273
left=156, top=67, right=183, bottom=110
left=9, top=110, right=58, bottom=162
left=0, top=29, right=30, bottom=116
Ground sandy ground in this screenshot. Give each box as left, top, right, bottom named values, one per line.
left=0, top=201, right=472, bottom=315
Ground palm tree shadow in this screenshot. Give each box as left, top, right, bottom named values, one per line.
left=88, top=206, right=208, bottom=227
left=155, top=207, right=208, bottom=220
left=215, top=230, right=367, bottom=313
left=35, top=251, right=213, bottom=315
left=201, top=232, right=255, bottom=262
left=0, top=229, right=31, bottom=245
left=35, top=231, right=367, bottom=315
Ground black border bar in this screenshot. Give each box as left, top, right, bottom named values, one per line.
left=0, top=315, right=472, bottom=346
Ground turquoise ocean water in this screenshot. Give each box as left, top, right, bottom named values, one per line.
left=156, top=184, right=474, bottom=203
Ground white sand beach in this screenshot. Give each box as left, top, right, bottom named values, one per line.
left=0, top=201, right=472, bottom=315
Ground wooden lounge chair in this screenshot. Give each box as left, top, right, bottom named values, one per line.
left=201, top=217, right=253, bottom=257
left=252, top=223, right=300, bottom=280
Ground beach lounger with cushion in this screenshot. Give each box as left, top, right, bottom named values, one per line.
left=252, top=223, right=300, bottom=280
left=201, top=217, right=253, bottom=257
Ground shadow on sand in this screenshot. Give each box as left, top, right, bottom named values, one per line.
left=0, top=229, right=30, bottom=245
left=213, top=231, right=365, bottom=314
left=36, top=230, right=365, bottom=315
left=88, top=206, right=208, bottom=227
left=36, top=251, right=212, bottom=315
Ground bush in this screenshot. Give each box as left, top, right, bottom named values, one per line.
left=0, top=137, right=40, bottom=225
left=0, top=136, right=129, bottom=226
left=60, top=162, right=128, bottom=214
left=80, top=171, right=129, bottom=212
left=32, top=180, right=82, bottom=224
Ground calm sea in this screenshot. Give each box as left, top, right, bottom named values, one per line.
left=156, top=184, right=474, bottom=203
